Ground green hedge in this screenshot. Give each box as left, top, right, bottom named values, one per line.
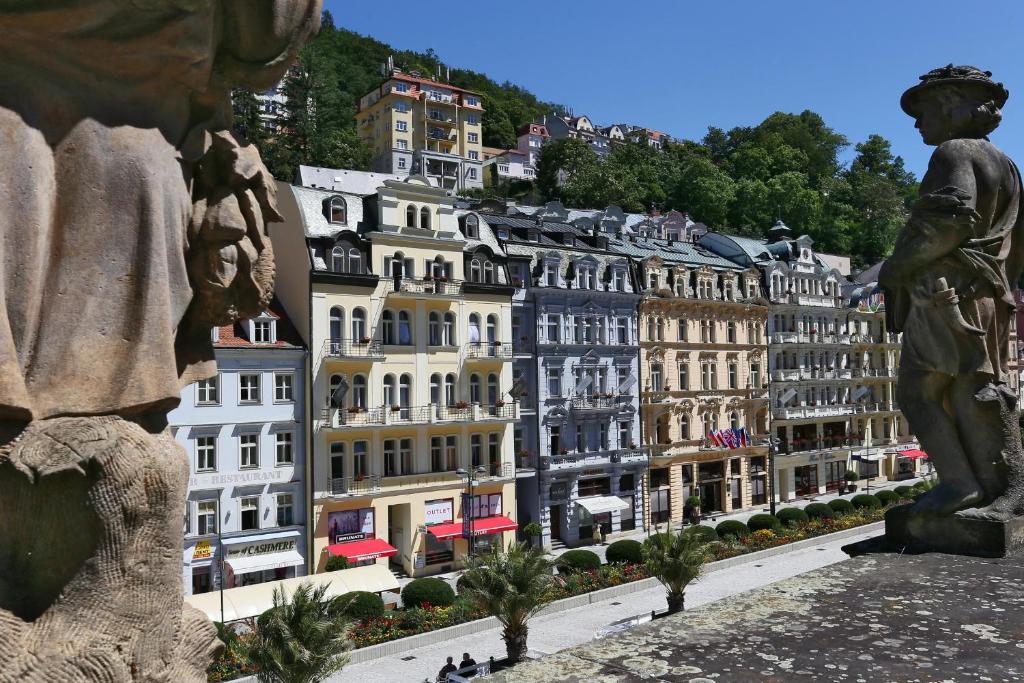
left=401, top=577, right=455, bottom=609
left=325, top=554, right=349, bottom=572
left=747, top=513, right=782, bottom=532
left=605, top=539, right=644, bottom=565
left=875, top=490, right=899, bottom=506
left=804, top=503, right=834, bottom=519
left=851, top=493, right=882, bottom=510
left=715, top=520, right=751, bottom=539
left=828, top=498, right=855, bottom=515
left=893, top=486, right=914, bottom=498
left=684, top=525, right=719, bottom=543
left=776, top=508, right=810, bottom=525
left=558, top=549, right=602, bottom=574
left=341, top=591, right=385, bottom=621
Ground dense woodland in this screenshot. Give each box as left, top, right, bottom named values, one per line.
left=233, top=12, right=918, bottom=268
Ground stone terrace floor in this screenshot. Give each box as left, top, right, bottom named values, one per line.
left=488, top=549, right=1024, bottom=682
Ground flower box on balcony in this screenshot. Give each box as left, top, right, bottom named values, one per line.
left=359, top=336, right=371, bottom=344
left=390, top=405, right=401, bottom=412
left=423, top=273, right=433, bottom=281
left=495, top=400, right=506, bottom=407
left=493, top=340, right=502, bottom=346
left=354, top=473, right=365, bottom=482
left=454, top=401, right=469, bottom=409
left=438, top=276, right=449, bottom=283
left=559, top=448, right=568, bottom=455
left=347, top=406, right=362, bottom=414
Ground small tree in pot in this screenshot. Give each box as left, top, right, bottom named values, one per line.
left=522, top=522, right=543, bottom=548
left=844, top=469, right=860, bottom=493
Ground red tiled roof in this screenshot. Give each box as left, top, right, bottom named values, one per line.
left=213, top=297, right=304, bottom=350
left=388, top=71, right=482, bottom=97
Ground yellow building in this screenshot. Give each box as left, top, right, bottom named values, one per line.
left=356, top=68, right=485, bottom=191
left=631, top=246, right=770, bottom=524
left=273, top=176, right=522, bottom=577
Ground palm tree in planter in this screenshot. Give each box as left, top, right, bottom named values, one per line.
left=643, top=526, right=708, bottom=615
left=458, top=541, right=556, bottom=664
left=243, top=581, right=351, bottom=683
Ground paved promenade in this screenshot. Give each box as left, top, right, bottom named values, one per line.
left=331, top=523, right=885, bottom=682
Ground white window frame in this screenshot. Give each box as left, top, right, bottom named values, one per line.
left=196, top=436, right=217, bottom=472
left=197, top=499, right=218, bottom=535
left=274, top=372, right=294, bottom=403
left=275, top=432, right=294, bottom=466
left=276, top=493, right=294, bottom=527
left=239, top=433, right=260, bottom=469
left=240, top=496, right=260, bottom=531
left=196, top=375, right=219, bottom=406
left=239, top=373, right=261, bottom=404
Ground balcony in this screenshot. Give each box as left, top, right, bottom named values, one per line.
left=850, top=367, right=894, bottom=379
left=382, top=277, right=462, bottom=298
left=466, top=342, right=513, bottom=360
left=778, top=437, right=851, bottom=454
left=539, top=447, right=648, bottom=471
left=775, top=404, right=857, bottom=419
left=326, top=463, right=517, bottom=498
left=855, top=402, right=898, bottom=413
left=330, top=475, right=381, bottom=496
left=770, top=332, right=851, bottom=345
left=570, top=395, right=620, bottom=412
left=789, top=293, right=839, bottom=307
left=426, top=112, right=457, bottom=126
left=321, top=402, right=519, bottom=430
left=321, top=339, right=384, bottom=361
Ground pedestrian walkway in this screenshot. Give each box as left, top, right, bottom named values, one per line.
left=330, top=524, right=883, bottom=682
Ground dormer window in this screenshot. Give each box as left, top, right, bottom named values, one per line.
left=330, top=243, right=363, bottom=274
left=649, top=272, right=659, bottom=290
left=612, top=268, right=626, bottom=292
left=576, top=265, right=595, bottom=290
left=420, top=207, right=431, bottom=231
left=325, top=196, right=347, bottom=224
left=464, top=214, right=479, bottom=239
left=251, top=318, right=275, bottom=344
left=543, top=261, right=558, bottom=287
left=528, top=230, right=539, bottom=243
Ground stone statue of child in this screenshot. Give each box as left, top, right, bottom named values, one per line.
left=879, top=65, right=1024, bottom=522
left=0, top=2, right=320, bottom=681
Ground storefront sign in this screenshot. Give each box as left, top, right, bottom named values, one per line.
left=424, top=499, right=453, bottom=526
left=192, top=540, right=214, bottom=561
left=582, top=468, right=606, bottom=477
left=327, top=508, right=374, bottom=544
left=469, top=493, right=502, bottom=519
left=225, top=538, right=296, bottom=560
left=189, top=469, right=288, bottom=489
left=549, top=482, right=568, bottom=500
left=414, top=553, right=425, bottom=569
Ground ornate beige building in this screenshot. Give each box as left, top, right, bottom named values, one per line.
left=617, top=240, right=770, bottom=525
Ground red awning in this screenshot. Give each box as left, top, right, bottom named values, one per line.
left=426, top=515, right=518, bottom=540
left=326, top=538, right=397, bottom=562
left=898, top=449, right=929, bottom=460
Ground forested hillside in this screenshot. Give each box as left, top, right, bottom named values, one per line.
left=233, top=10, right=916, bottom=268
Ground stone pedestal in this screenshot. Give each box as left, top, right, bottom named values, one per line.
left=885, top=504, right=1024, bottom=557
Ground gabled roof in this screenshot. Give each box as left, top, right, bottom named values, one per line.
left=296, top=166, right=409, bottom=196
left=215, top=298, right=304, bottom=350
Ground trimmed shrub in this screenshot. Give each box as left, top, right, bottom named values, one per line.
left=558, top=549, right=602, bottom=574
left=747, top=513, right=782, bottom=532
left=851, top=493, right=882, bottom=510
left=776, top=507, right=810, bottom=526
left=341, top=591, right=384, bottom=621
left=605, top=539, right=644, bottom=565
left=325, top=554, right=349, bottom=572
left=715, top=520, right=751, bottom=539
left=893, top=486, right=914, bottom=498
left=401, top=577, right=455, bottom=609
left=875, top=490, right=899, bottom=506
left=828, top=498, right=855, bottom=515
left=804, top=503, right=834, bottom=519
left=684, top=525, right=719, bottom=543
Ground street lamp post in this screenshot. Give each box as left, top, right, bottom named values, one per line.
left=457, top=466, right=487, bottom=559
left=768, top=437, right=779, bottom=516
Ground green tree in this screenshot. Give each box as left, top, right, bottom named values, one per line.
left=243, top=582, right=351, bottom=683
left=232, top=88, right=269, bottom=148
left=642, top=526, right=708, bottom=615
left=536, top=138, right=605, bottom=208
left=458, top=542, right=557, bottom=664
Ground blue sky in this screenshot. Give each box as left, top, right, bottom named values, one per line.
left=327, top=0, right=1024, bottom=180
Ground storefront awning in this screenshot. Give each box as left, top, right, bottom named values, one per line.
left=898, top=449, right=929, bottom=459
left=577, top=495, right=631, bottom=515
left=326, top=538, right=397, bottom=563
left=226, top=550, right=305, bottom=575
left=184, top=564, right=400, bottom=623
left=427, top=515, right=518, bottom=540
left=852, top=449, right=886, bottom=462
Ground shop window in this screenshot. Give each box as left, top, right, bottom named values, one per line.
left=577, top=477, right=610, bottom=498
left=650, top=488, right=671, bottom=525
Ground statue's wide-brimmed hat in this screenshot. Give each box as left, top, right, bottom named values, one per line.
left=901, top=64, right=1009, bottom=117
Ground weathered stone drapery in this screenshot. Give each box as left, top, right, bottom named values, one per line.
left=0, top=2, right=321, bottom=680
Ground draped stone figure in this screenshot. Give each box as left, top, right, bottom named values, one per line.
left=0, top=2, right=320, bottom=680
left=880, top=65, right=1024, bottom=555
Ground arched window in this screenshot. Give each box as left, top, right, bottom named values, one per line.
left=398, top=311, right=412, bottom=345
left=406, top=205, right=416, bottom=228
left=487, top=373, right=499, bottom=409
left=430, top=373, right=442, bottom=405
left=470, top=259, right=482, bottom=282
left=468, top=313, right=481, bottom=343
left=730, top=411, right=740, bottom=430
left=470, top=373, right=482, bottom=404
left=444, top=373, right=456, bottom=405
left=399, top=374, right=412, bottom=408
left=465, top=214, right=479, bottom=239
left=331, top=246, right=345, bottom=273
left=382, top=310, right=395, bottom=344
left=352, top=374, right=367, bottom=408
left=348, top=248, right=362, bottom=274
left=383, top=374, right=397, bottom=407
left=351, top=308, right=366, bottom=342
left=329, top=374, right=343, bottom=407
left=428, top=312, right=441, bottom=346
left=486, top=314, right=497, bottom=343
left=680, top=413, right=691, bottom=440
left=443, top=312, right=456, bottom=345
left=328, top=196, right=347, bottom=224
left=650, top=362, right=663, bottom=392
left=420, top=207, right=431, bottom=231
left=329, top=306, right=343, bottom=346
left=483, top=261, right=494, bottom=283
